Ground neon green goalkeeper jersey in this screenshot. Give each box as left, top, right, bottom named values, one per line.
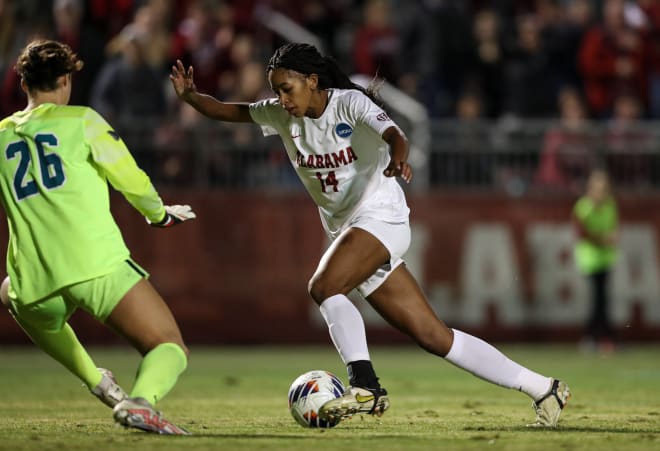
left=0, top=103, right=166, bottom=304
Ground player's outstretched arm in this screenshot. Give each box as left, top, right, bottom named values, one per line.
left=147, top=205, right=197, bottom=228
left=169, top=60, right=253, bottom=123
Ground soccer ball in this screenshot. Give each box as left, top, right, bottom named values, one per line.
left=287, top=370, right=345, bottom=428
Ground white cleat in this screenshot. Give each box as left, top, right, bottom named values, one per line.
left=90, top=368, right=127, bottom=408
left=528, top=379, right=571, bottom=427
left=319, top=386, right=390, bottom=422
left=113, top=397, right=190, bottom=435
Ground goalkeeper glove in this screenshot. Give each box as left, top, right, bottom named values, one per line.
left=148, top=205, right=196, bottom=227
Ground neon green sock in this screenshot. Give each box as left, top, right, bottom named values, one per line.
left=130, top=342, right=187, bottom=405
left=16, top=319, right=101, bottom=388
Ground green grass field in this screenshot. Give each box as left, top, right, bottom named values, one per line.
left=1, top=345, right=659, bottom=450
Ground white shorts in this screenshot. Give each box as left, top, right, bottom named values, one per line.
left=329, top=216, right=411, bottom=297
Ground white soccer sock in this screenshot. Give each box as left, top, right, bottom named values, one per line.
left=319, top=294, right=370, bottom=364
left=444, top=329, right=552, bottom=401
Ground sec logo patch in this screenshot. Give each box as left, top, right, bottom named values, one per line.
left=335, top=123, right=353, bottom=138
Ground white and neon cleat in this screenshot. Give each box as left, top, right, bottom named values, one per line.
left=113, top=397, right=191, bottom=435
left=528, top=379, right=571, bottom=427
left=319, top=386, right=390, bottom=422
left=90, top=368, right=127, bottom=408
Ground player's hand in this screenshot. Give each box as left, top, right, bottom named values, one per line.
left=148, top=205, right=197, bottom=227
left=383, top=160, right=413, bottom=183
left=169, top=60, right=196, bottom=101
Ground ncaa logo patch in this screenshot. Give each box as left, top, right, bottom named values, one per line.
left=335, top=123, right=353, bottom=138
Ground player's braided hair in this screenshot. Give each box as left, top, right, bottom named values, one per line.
left=14, top=40, right=83, bottom=92
left=266, top=43, right=384, bottom=107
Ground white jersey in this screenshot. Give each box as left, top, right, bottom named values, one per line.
left=249, top=88, right=409, bottom=233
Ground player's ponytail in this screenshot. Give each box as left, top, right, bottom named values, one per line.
left=267, top=43, right=383, bottom=107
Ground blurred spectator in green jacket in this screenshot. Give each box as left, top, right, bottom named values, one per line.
left=572, top=169, right=619, bottom=352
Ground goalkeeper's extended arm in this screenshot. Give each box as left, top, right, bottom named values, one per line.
left=148, top=205, right=197, bottom=227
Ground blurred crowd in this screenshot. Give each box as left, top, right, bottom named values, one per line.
left=1, top=0, right=659, bottom=192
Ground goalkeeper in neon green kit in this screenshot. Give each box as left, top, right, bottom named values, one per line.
left=0, top=40, right=195, bottom=435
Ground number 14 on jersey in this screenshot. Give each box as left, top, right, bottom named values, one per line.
left=315, top=171, right=339, bottom=193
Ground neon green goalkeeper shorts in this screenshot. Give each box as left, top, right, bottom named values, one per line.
left=8, top=259, right=148, bottom=333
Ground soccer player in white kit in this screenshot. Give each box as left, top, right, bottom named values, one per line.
left=170, top=43, right=571, bottom=427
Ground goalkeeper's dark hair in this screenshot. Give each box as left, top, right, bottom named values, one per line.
left=266, top=43, right=384, bottom=107
left=14, top=39, right=83, bottom=92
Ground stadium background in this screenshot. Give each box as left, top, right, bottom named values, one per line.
left=0, top=0, right=659, bottom=345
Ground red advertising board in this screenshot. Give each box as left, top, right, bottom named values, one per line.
left=0, top=191, right=658, bottom=344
